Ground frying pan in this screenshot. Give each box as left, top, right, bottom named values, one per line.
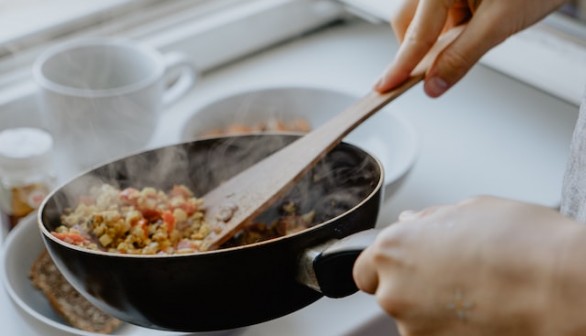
left=38, top=134, right=382, bottom=332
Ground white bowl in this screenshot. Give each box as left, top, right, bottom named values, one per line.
left=0, top=215, right=239, bottom=336
left=181, top=86, right=419, bottom=191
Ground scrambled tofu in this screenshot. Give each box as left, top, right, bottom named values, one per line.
left=53, top=184, right=209, bottom=255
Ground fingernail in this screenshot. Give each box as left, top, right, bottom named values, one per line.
left=425, top=76, right=449, bottom=97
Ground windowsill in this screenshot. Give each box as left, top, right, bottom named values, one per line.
left=0, top=0, right=345, bottom=130
left=3, top=0, right=582, bottom=133
left=0, top=0, right=160, bottom=55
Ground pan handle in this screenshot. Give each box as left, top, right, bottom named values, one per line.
left=298, top=228, right=380, bottom=298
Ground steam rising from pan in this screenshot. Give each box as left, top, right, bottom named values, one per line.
left=44, top=134, right=379, bottom=247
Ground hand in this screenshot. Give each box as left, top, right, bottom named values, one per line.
left=375, top=0, right=568, bottom=97
left=353, top=196, right=583, bottom=335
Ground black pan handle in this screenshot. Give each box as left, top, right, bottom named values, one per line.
left=298, top=228, right=380, bottom=298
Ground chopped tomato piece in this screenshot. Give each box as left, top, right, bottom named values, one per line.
left=141, top=208, right=161, bottom=221
left=53, top=232, right=89, bottom=245
left=162, top=211, right=175, bottom=234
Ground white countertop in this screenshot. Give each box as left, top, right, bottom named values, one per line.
left=0, top=19, right=580, bottom=335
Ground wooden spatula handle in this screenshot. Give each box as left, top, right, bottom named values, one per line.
left=201, top=25, right=465, bottom=250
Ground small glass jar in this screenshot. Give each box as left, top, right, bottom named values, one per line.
left=0, top=127, right=55, bottom=230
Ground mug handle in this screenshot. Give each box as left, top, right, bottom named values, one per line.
left=162, top=52, right=198, bottom=107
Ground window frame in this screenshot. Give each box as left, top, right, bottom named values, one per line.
left=0, top=0, right=346, bottom=129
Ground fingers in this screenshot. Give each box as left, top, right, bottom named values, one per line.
left=353, top=246, right=379, bottom=294
left=390, top=0, right=418, bottom=43
left=375, top=0, right=450, bottom=93
left=354, top=213, right=423, bottom=296
left=354, top=223, right=407, bottom=294
left=424, top=5, right=509, bottom=97
left=377, top=0, right=512, bottom=98
left=399, top=197, right=490, bottom=222
left=399, top=208, right=436, bottom=221
left=467, top=0, right=481, bottom=13
left=355, top=201, right=466, bottom=297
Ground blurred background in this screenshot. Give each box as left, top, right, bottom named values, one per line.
left=0, top=1, right=585, bottom=335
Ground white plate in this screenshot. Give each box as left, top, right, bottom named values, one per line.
left=180, top=86, right=419, bottom=190
left=0, top=215, right=238, bottom=336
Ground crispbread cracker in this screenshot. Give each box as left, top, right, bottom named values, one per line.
left=29, top=250, right=122, bottom=334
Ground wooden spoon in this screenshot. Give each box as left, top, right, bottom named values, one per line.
left=200, top=26, right=464, bottom=250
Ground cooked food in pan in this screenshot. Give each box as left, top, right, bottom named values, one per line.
left=51, top=183, right=317, bottom=254
left=39, top=135, right=383, bottom=330
left=53, top=184, right=209, bottom=254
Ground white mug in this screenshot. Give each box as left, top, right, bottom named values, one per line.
left=33, top=38, right=197, bottom=173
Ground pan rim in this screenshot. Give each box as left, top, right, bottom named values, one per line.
left=38, top=134, right=384, bottom=258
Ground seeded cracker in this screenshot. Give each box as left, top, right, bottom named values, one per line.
left=29, top=250, right=122, bottom=334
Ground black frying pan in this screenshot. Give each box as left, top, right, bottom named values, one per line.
left=38, top=134, right=382, bottom=332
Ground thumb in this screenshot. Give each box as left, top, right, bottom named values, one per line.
left=424, top=9, right=509, bottom=97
